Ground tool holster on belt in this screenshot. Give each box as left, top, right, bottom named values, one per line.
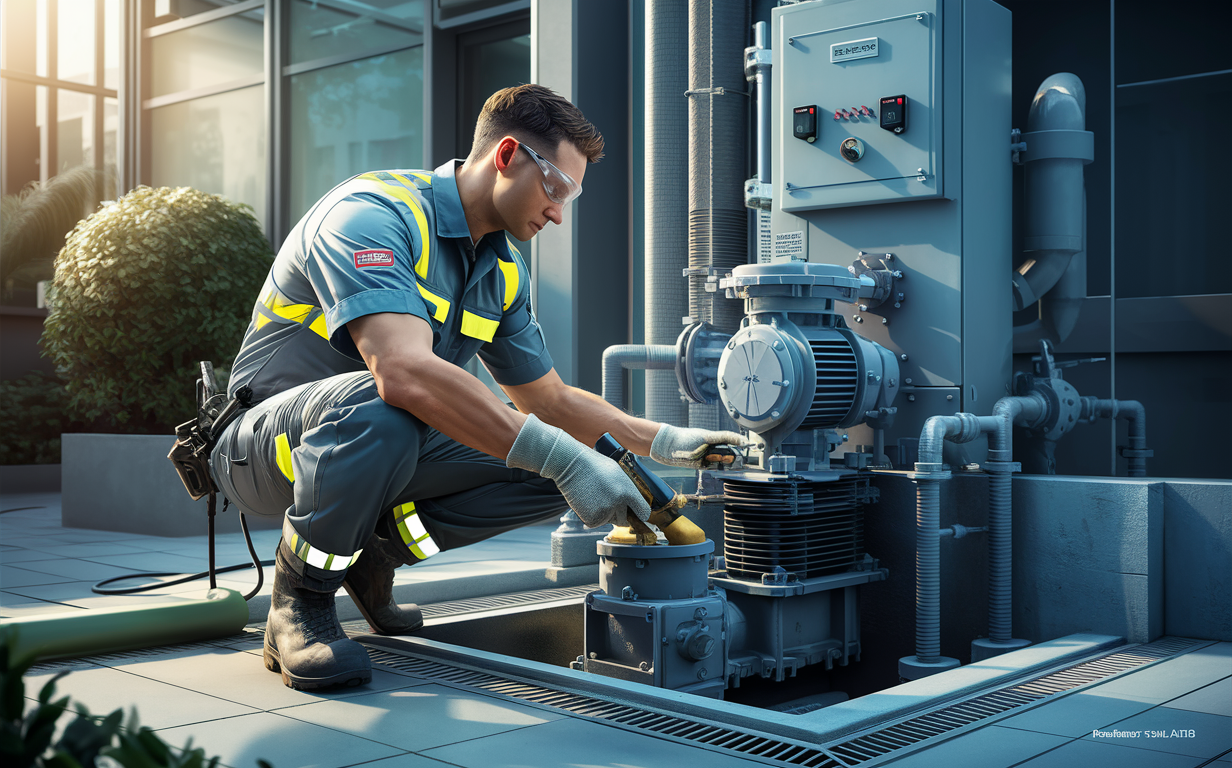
left=169, top=361, right=252, bottom=501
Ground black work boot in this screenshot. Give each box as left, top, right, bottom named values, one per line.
left=341, top=531, right=424, bottom=635
left=263, top=539, right=372, bottom=690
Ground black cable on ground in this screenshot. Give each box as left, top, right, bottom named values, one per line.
left=93, top=511, right=272, bottom=601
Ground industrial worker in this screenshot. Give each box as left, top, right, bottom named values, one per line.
left=209, top=84, right=746, bottom=690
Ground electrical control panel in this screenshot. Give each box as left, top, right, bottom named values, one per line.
left=776, top=0, right=942, bottom=211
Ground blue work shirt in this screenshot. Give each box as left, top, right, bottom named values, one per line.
left=227, top=160, right=554, bottom=403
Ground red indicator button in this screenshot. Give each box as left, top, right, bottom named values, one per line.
left=897, top=97, right=903, bottom=104
left=810, top=107, right=815, bottom=114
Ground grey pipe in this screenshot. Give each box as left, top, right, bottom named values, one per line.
left=644, top=0, right=690, bottom=426
left=601, top=344, right=677, bottom=411
left=905, top=414, right=996, bottom=677
left=753, top=21, right=770, bottom=186
left=1013, top=73, right=1091, bottom=311
left=1082, top=398, right=1150, bottom=477
left=1015, top=188, right=1086, bottom=345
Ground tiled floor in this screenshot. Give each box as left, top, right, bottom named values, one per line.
left=4, top=492, right=1231, bottom=768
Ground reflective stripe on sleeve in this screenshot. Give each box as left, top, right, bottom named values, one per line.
left=357, top=173, right=431, bottom=279
left=275, top=433, right=295, bottom=483
left=284, top=519, right=361, bottom=572
left=460, top=310, right=499, bottom=343
left=392, top=501, right=440, bottom=561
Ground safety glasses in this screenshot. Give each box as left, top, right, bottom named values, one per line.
left=520, top=143, right=582, bottom=206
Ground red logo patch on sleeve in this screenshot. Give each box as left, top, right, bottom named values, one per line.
left=354, top=249, right=395, bottom=268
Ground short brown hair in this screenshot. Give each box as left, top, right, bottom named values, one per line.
left=470, top=84, right=604, bottom=164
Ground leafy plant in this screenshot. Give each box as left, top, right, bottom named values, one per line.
left=0, top=627, right=241, bottom=768
left=0, top=371, right=85, bottom=465
left=1, top=167, right=113, bottom=304
left=41, top=186, right=272, bottom=432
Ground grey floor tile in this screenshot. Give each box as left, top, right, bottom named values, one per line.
left=157, top=711, right=403, bottom=768
left=2, top=581, right=214, bottom=610
left=274, top=683, right=561, bottom=751
left=109, top=645, right=430, bottom=711
left=1163, top=677, right=1232, bottom=717
left=0, top=549, right=61, bottom=564
left=0, top=565, right=81, bottom=588
left=1092, top=644, right=1232, bottom=703
left=345, top=754, right=460, bottom=768
left=1087, top=708, right=1232, bottom=758
left=83, top=552, right=210, bottom=572
left=0, top=537, right=72, bottom=549
left=24, top=664, right=260, bottom=730
left=8, top=558, right=146, bottom=580
left=997, top=689, right=1159, bottom=737
left=26, top=542, right=155, bottom=558
left=422, top=716, right=778, bottom=768
left=880, top=725, right=1070, bottom=768
left=1016, top=739, right=1206, bottom=767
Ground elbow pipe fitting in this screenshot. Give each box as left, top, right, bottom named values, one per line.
left=989, top=395, right=1047, bottom=462
left=1081, top=398, right=1151, bottom=477
left=601, top=345, right=677, bottom=410
left=915, top=413, right=990, bottom=472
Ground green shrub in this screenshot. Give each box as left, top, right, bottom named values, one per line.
left=41, top=186, right=272, bottom=432
left=0, top=372, right=85, bottom=465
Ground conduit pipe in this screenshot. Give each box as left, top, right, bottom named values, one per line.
left=901, top=413, right=997, bottom=681
left=970, top=396, right=1047, bottom=662
left=601, top=345, right=677, bottom=411
left=1081, top=398, right=1150, bottom=477
left=1012, top=73, right=1094, bottom=312
left=644, top=0, right=690, bottom=426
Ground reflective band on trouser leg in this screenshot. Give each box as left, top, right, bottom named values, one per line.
left=392, top=501, right=440, bottom=560
left=282, top=518, right=361, bottom=572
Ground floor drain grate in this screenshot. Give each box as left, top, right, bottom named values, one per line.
left=419, top=584, right=597, bottom=619
left=368, top=649, right=845, bottom=767
left=368, top=636, right=1206, bottom=768
left=827, top=636, right=1209, bottom=765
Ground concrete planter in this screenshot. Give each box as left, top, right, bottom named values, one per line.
left=61, top=433, right=281, bottom=537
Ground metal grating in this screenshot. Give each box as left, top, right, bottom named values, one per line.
left=802, top=337, right=858, bottom=429
left=723, top=475, right=865, bottom=579
left=826, top=637, right=1209, bottom=764
left=366, top=637, right=1205, bottom=768
left=418, top=584, right=597, bottom=619
left=367, top=648, right=845, bottom=767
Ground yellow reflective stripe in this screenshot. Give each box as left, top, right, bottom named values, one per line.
left=416, top=283, right=450, bottom=323
left=390, top=502, right=439, bottom=560
left=308, top=314, right=329, bottom=339
left=255, top=314, right=272, bottom=330
left=269, top=295, right=314, bottom=323
left=497, top=258, right=519, bottom=311
left=411, top=537, right=440, bottom=559
left=275, top=433, right=295, bottom=483
left=283, top=520, right=360, bottom=571
left=460, top=311, right=499, bottom=343
left=391, top=171, right=432, bottom=188
left=410, top=172, right=432, bottom=185
left=358, top=173, right=431, bottom=279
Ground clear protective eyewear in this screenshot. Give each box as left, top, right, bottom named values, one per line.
left=520, top=143, right=583, bottom=206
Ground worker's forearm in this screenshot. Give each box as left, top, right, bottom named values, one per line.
left=374, top=358, right=525, bottom=460
left=536, top=386, right=661, bottom=456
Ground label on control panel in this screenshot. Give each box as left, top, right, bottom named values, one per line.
left=773, top=231, right=806, bottom=259
left=830, top=37, right=879, bottom=63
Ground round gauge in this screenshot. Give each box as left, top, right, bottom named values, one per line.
left=840, top=137, right=865, bottom=162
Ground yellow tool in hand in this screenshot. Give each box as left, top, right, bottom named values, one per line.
left=595, top=433, right=713, bottom=546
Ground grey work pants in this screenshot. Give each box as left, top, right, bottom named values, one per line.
left=209, top=370, right=567, bottom=560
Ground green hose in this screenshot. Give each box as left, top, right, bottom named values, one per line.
left=2, top=588, right=249, bottom=662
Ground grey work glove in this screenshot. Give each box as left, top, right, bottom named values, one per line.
left=506, top=414, right=651, bottom=528
left=650, top=424, right=748, bottom=468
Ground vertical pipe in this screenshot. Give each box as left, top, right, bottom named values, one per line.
left=915, top=478, right=941, bottom=663
left=986, top=467, right=1012, bottom=642
left=644, top=0, right=689, bottom=426
left=753, top=20, right=769, bottom=186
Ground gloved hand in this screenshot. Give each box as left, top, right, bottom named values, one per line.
left=650, top=424, right=748, bottom=468
left=506, top=414, right=651, bottom=528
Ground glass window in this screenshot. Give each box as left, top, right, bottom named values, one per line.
left=151, top=85, right=267, bottom=231
left=289, top=0, right=422, bottom=65
left=103, top=97, right=119, bottom=198
left=57, top=0, right=96, bottom=85
left=457, top=32, right=529, bottom=157
left=0, top=81, right=47, bottom=191
left=150, top=0, right=258, bottom=25
left=439, top=0, right=517, bottom=24
left=149, top=13, right=265, bottom=97
left=57, top=89, right=95, bottom=173
left=288, top=47, right=424, bottom=223
left=2, top=0, right=48, bottom=77
left=104, top=0, right=121, bottom=90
